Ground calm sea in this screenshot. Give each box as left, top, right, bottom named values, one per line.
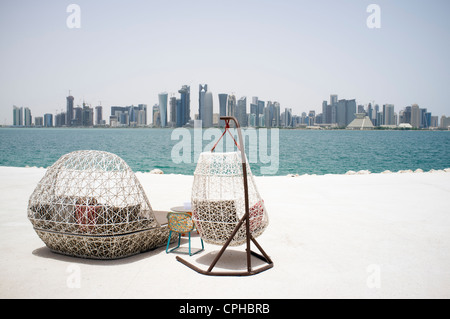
left=0, top=128, right=449, bottom=176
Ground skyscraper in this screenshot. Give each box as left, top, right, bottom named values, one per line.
left=66, top=94, right=74, bottom=126
left=250, top=103, right=258, bottom=127
left=198, top=84, right=208, bottom=121
left=138, top=104, right=148, bottom=126
left=227, top=94, right=236, bottom=118
left=284, top=108, right=293, bottom=127
left=218, top=93, right=228, bottom=127
left=424, top=111, right=431, bottom=128
left=257, top=100, right=265, bottom=126
left=411, top=104, right=421, bottom=128
left=152, top=104, right=160, bottom=127
left=330, top=94, right=338, bottom=124
left=367, top=103, right=373, bottom=122
left=44, top=113, right=53, bottom=127
left=178, top=85, right=191, bottom=127
left=82, top=103, right=94, bottom=127
left=264, top=106, right=271, bottom=128
left=330, top=94, right=338, bottom=106
left=383, top=104, right=395, bottom=126
left=158, top=92, right=168, bottom=128
left=73, top=106, right=82, bottom=126
left=13, top=106, right=23, bottom=126
left=346, top=99, right=356, bottom=126
left=203, top=91, right=213, bottom=128
left=322, top=101, right=329, bottom=124
left=236, top=96, right=247, bottom=127
left=337, top=99, right=347, bottom=127
left=169, top=96, right=177, bottom=125
left=95, top=106, right=103, bottom=125
left=273, top=102, right=281, bottom=127
left=336, top=99, right=356, bottom=127
left=420, top=108, right=427, bottom=128
left=24, top=107, right=32, bottom=126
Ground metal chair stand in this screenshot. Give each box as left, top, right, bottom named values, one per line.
left=176, top=116, right=273, bottom=276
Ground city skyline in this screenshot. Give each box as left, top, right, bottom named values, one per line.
left=1, top=1, right=450, bottom=125
left=10, top=88, right=450, bottom=129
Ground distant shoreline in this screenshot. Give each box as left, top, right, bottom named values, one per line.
left=1, top=126, right=449, bottom=131
left=2, top=165, right=449, bottom=178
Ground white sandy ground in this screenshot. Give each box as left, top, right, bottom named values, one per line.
left=1, top=166, right=449, bottom=299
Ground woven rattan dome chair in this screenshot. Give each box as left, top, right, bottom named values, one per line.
left=27, top=150, right=175, bottom=259
left=176, top=117, right=273, bottom=276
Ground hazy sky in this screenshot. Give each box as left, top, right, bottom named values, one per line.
left=1, top=0, right=449, bottom=124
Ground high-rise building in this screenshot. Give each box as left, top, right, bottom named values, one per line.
left=308, top=110, right=316, bottom=126
left=430, top=116, right=438, bottom=128
left=227, top=94, right=236, bottom=118
left=337, top=100, right=347, bottom=127
left=383, top=104, right=395, bottom=126
left=176, top=99, right=183, bottom=127
left=266, top=101, right=275, bottom=127
left=236, top=96, right=247, bottom=127
left=322, top=101, right=329, bottom=124
left=158, top=92, right=168, bottom=128
left=198, top=84, right=208, bottom=121
left=44, top=113, right=53, bottom=127
left=336, top=99, right=356, bottom=127
left=138, top=104, right=148, bottom=126
left=367, top=103, right=373, bottom=122
left=203, top=91, right=213, bottom=128
left=13, top=106, right=23, bottom=126
left=424, top=111, right=431, bottom=129
left=34, top=117, right=43, bottom=126
left=257, top=100, right=265, bottom=126
left=284, top=108, right=293, bottom=127
left=55, top=112, right=66, bottom=127
left=66, top=94, right=74, bottom=126
left=152, top=104, right=160, bottom=127
left=218, top=93, right=228, bottom=127
left=440, top=116, right=450, bottom=129
left=73, top=107, right=82, bottom=126
left=264, top=106, right=271, bottom=128
left=400, top=106, right=412, bottom=124
left=24, top=107, right=32, bottom=126
left=273, top=102, right=281, bottom=127
left=346, top=99, right=356, bottom=126
left=178, top=85, right=190, bottom=127
left=358, top=105, right=365, bottom=114
left=411, top=104, right=421, bottom=128
left=329, top=95, right=338, bottom=124
left=82, top=103, right=94, bottom=127
left=169, top=96, right=177, bottom=125
left=95, top=106, right=103, bottom=125
left=420, top=108, right=428, bottom=128
left=330, top=94, right=338, bottom=106
left=250, top=103, right=258, bottom=127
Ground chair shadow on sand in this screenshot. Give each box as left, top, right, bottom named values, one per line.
left=192, top=248, right=267, bottom=271
left=31, top=244, right=167, bottom=266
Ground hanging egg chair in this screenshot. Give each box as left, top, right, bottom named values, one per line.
left=176, top=117, right=273, bottom=276
left=191, top=151, right=268, bottom=246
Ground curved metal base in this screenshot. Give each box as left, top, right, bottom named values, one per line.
left=176, top=248, right=273, bottom=277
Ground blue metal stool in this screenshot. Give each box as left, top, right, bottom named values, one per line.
left=166, top=212, right=204, bottom=256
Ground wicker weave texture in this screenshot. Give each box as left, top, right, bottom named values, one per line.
left=27, top=150, right=173, bottom=259
left=191, top=152, right=269, bottom=246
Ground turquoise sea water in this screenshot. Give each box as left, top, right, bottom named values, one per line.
left=0, top=128, right=449, bottom=176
